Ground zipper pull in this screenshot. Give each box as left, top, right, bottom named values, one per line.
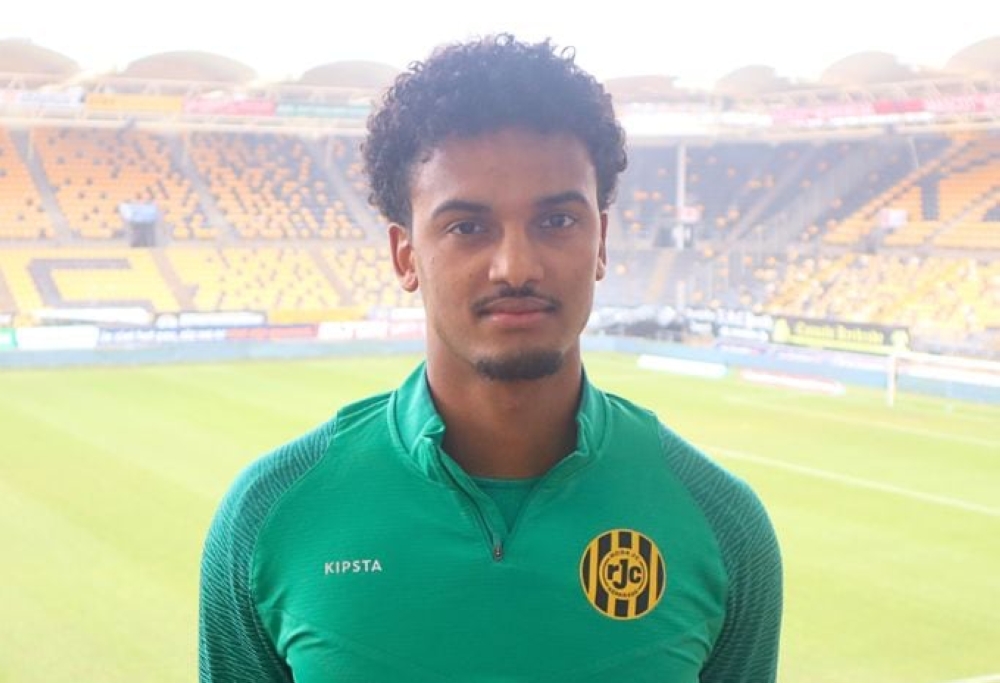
left=492, top=541, right=504, bottom=562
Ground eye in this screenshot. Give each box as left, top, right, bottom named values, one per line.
left=539, top=213, right=577, bottom=230
left=446, top=220, right=485, bottom=236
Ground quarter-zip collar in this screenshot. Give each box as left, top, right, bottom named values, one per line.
left=387, top=362, right=610, bottom=484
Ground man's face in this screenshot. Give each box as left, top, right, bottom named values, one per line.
left=389, top=127, right=607, bottom=382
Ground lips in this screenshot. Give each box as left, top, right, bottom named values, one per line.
left=478, top=297, right=557, bottom=316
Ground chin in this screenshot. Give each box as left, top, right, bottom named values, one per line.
left=474, top=349, right=564, bottom=382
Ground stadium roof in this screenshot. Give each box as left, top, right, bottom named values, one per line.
left=0, top=38, right=78, bottom=76
left=945, top=36, right=1000, bottom=76
left=819, top=51, right=926, bottom=86
left=714, top=65, right=791, bottom=97
left=118, top=51, right=256, bottom=83
left=1, top=34, right=997, bottom=97
left=297, top=60, right=399, bottom=89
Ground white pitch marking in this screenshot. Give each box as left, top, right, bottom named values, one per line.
left=708, top=445, right=1000, bottom=519
left=722, top=396, right=1000, bottom=450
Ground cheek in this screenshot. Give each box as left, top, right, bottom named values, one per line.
left=568, top=247, right=602, bottom=278
left=417, top=257, right=457, bottom=302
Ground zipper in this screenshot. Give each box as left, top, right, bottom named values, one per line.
left=467, top=493, right=504, bottom=562
left=434, top=444, right=588, bottom=563
left=505, top=449, right=584, bottom=538
left=467, top=490, right=505, bottom=562
left=438, top=450, right=505, bottom=562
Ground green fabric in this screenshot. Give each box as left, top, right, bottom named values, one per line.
left=199, top=362, right=781, bottom=683
left=471, top=475, right=541, bottom=532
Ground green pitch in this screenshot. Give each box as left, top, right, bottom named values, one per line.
left=1, top=352, right=997, bottom=683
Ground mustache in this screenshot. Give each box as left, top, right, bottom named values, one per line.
left=471, top=286, right=561, bottom=315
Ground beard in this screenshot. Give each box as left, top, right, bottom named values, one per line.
left=474, top=349, right=564, bottom=382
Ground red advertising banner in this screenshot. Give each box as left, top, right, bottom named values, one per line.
left=225, top=325, right=317, bottom=341
left=772, top=92, right=1000, bottom=127
left=923, top=93, right=1000, bottom=114
left=183, top=97, right=277, bottom=116
left=872, top=98, right=924, bottom=114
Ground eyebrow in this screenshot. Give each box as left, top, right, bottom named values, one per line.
left=535, top=190, right=591, bottom=209
left=430, top=191, right=591, bottom=220
left=430, top=199, right=490, bottom=220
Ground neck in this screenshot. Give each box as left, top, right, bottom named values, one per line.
left=426, top=353, right=583, bottom=479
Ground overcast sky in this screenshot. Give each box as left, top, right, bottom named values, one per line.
left=4, top=0, right=997, bottom=87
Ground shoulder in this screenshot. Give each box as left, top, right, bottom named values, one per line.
left=200, top=415, right=343, bottom=635
left=334, top=389, right=393, bottom=426
left=659, top=425, right=766, bottom=524
left=601, top=388, right=777, bottom=560
left=655, top=422, right=781, bottom=587
left=205, top=417, right=340, bottom=555
left=207, top=388, right=396, bottom=545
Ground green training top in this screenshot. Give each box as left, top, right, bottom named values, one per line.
left=199, top=363, right=782, bottom=682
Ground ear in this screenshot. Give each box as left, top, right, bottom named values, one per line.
left=595, top=211, right=608, bottom=281
left=389, top=223, right=419, bottom=292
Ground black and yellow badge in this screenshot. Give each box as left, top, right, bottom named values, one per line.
left=580, top=529, right=665, bottom=620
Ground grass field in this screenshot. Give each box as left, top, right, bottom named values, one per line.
left=1, top=351, right=998, bottom=683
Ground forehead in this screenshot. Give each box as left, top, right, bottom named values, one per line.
left=408, top=128, right=597, bottom=214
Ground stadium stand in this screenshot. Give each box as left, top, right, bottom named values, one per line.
left=811, top=137, right=948, bottom=245
left=692, top=143, right=789, bottom=238
left=321, top=246, right=421, bottom=309
left=186, top=132, right=364, bottom=240
left=0, top=127, right=54, bottom=239
left=755, top=251, right=1000, bottom=345
left=822, top=137, right=1000, bottom=249
left=615, top=147, right=676, bottom=244
left=1, top=36, right=998, bottom=358
left=929, top=137, right=1000, bottom=248
left=166, top=246, right=343, bottom=312
left=31, top=127, right=212, bottom=241
left=0, top=248, right=180, bottom=318
left=325, top=135, right=387, bottom=234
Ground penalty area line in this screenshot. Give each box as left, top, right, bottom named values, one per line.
left=721, top=396, right=1000, bottom=451
left=707, top=445, right=1000, bottom=519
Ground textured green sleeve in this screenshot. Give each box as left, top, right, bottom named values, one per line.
left=660, top=426, right=783, bottom=683
left=198, top=420, right=336, bottom=683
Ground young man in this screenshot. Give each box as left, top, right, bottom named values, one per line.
left=200, top=35, right=782, bottom=682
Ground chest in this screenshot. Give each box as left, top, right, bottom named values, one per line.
left=254, top=467, right=728, bottom=682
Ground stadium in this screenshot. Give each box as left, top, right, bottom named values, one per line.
left=1, top=32, right=998, bottom=683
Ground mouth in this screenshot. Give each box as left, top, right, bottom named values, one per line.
left=474, top=295, right=560, bottom=326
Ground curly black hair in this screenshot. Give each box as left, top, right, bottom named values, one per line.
left=362, top=34, right=628, bottom=227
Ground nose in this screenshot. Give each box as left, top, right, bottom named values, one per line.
left=488, top=226, right=544, bottom=288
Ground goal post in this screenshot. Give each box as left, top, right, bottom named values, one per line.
left=889, top=351, right=1000, bottom=406
left=886, top=353, right=898, bottom=407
